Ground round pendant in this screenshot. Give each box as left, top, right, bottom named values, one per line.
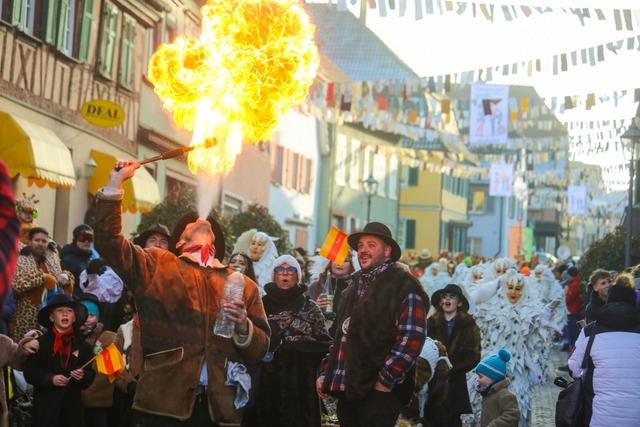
left=341, top=317, right=350, bottom=335
left=262, top=352, right=274, bottom=362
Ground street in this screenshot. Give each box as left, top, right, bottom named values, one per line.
left=530, top=346, right=568, bottom=426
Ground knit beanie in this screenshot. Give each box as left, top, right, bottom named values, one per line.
left=607, top=284, right=637, bottom=306
left=476, top=349, right=511, bottom=382
left=270, top=254, right=302, bottom=282
left=80, top=300, right=100, bottom=319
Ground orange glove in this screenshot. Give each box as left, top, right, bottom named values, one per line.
left=43, top=274, right=57, bottom=291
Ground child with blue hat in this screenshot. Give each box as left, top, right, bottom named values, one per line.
left=475, top=349, right=520, bottom=426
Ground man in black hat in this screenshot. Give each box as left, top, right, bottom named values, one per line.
left=93, top=161, right=270, bottom=426
left=425, top=284, right=480, bottom=427
left=133, top=223, right=171, bottom=250
left=317, top=222, right=429, bottom=427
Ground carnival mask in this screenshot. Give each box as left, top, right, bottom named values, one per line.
left=249, top=234, right=268, bottom=261
left=472, top=270, right=484, bottom=283
left=506, top=276, right=525, bottom=304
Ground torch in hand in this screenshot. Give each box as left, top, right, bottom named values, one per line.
left=136, top=138, right=218, bottom=167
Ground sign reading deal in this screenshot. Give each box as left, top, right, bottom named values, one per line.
left=81, top=99, right=125, bottom=128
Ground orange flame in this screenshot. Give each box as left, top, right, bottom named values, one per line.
left=148, top=0, right=318, bottom=176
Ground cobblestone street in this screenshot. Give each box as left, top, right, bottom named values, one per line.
left=530, top=345, right=569, bottom=426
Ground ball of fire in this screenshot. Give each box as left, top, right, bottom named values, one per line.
left=148, top=0, right=319, bottom=176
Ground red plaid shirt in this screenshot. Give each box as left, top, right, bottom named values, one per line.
left=320, top=283, right=427, bottom=391
left=0, top=160, right=19, bottom=313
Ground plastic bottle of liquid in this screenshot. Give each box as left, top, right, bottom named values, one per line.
left=213, top=269, right=246, bottom=338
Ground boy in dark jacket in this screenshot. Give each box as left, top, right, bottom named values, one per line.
left=475, top=349, right=520, bottom=427
left=23, top=294, right=95, bottom=427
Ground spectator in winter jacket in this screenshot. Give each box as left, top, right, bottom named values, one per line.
left=569, top=274, right=640, bottom=426
left=60, top=224, right=94, bottom=298
left=0, top=160, right=19, bottom=314
left=564, top=266, right=583, bottom=351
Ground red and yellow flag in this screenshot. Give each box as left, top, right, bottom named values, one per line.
left=319, top=226, right=350, bottom=266
left=95, top=344, right=124, bottom=383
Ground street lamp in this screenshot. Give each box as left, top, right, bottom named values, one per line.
left=363, top=174, right=378, bottom=223
left=621, top=116, right=640, bottom=267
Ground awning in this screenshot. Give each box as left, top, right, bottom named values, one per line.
left=0, top=112, right=76, bottom=188
left=447, top=219, right=474, bottom=228
left=88, top=150, right=161, bottom=213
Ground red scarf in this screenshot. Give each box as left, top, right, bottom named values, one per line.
left=52, top=326, right=75, bottom=370
left=183, top=244, right=214, bottom=265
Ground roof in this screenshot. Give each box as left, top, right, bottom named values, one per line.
left=303, top=3, right=419, bottom=82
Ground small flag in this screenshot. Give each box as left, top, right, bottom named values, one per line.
left=319, top=226, right=350, bottom=266
left=95, top=343, right=124, bottom=383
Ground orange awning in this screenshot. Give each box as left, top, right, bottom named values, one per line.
left=88, top=150, right=161, bottom=213
left=0, top=112, right=76, bottom=188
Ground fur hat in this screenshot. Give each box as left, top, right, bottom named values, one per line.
left=170, top=212, right=225, bottom=261
left=37, top=294, right=88, bottom=329
left=270, top=254, right=302, bottom=283
left=133, top=223, right=171, bottom=247
left=347, top=222, right=401, bottom=262
left=476, top=349, right=511, bottom=382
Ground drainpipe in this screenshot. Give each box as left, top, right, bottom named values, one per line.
left=494, top=197, right=504, bottom=258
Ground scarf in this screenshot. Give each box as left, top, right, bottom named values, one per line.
left=476, top=382, right=494, bottom=397
left=52, top=326, right=75, bottom=370
left=182, top=244, right=214, bottom=265
left=352, top=260, right=395, bottom=290
left=263, top=283, right=308, bottom=313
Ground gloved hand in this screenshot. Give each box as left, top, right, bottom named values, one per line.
left=86, top=258, right=107, bottom=275
left=43, top=274, right=57, bottom=291
left=542, top=300, right=561, bottom=321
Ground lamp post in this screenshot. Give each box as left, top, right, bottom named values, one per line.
left=363, top=174, right=378, bottom=223
left=621, top=117, right=640, bottom=267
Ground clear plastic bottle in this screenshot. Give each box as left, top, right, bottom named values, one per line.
left=213, top=269, right=246, bottom=338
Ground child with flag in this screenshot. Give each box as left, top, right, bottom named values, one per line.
left=78, top=293, right=117, bottom=427
left=22, top=294, right=96, bottom=427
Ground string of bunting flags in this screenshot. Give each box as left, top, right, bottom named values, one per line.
left=322, top=0, right=638, bottom=31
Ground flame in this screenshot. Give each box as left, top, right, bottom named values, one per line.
left=148, top=0, right=318, bottom=176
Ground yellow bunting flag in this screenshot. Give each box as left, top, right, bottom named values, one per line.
left=95, top=344, right=124, bottom=383
left=319, top=226, right=350, bottom=266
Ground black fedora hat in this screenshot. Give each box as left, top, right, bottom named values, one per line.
left=37, top=294, right=89, bottom=329
left=347, top=222, right=401, bottom=262
left=170, top=212, right=225, bottom=261
left=133, top=223, right=171, bottom=247
left=431, top=284, right=470, bottom=312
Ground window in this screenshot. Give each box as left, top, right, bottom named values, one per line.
left=362, top=147, right=371, bottom=182
left=388, top=154, right=398, bottom=200
left=12, top=0, right=42, bottom=36
left=405, top=219, right=416, bottom=250
left=467, top=237, right=482, bottom=256
left=98, top=3, right=119, bottom=78
left=331, top=214, right=345, bottom=231
left=469, top=190, right=485, bottom=214
left=77, top=0, right=94, bottom=62
left=119, top=15, right=136, bottom=88
left=55, top=0, right=76, bottom=55
left=335, top=134, right=347, bottom=186
left=223, top=192, right=243, bottom=216
left=349, top=138, right=361, bottom=190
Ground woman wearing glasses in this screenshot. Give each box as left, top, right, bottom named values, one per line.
left=243, top=254, right=332, bottom=427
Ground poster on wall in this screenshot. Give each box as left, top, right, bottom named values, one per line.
left=489, top=163, right=514, bottom=197
left=567, top=185, right=587, bottom=215
left=470, top=83, right=510, bottom=145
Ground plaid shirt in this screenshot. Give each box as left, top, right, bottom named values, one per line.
left=0, top=160, right=19, bottom=313
left=320, top=267, right=427, bottom=391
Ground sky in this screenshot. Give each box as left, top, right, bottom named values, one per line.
left=321, top=1, right=640, bottom=191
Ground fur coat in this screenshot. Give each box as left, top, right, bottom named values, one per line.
left=426, top=310, right=481, bottom=420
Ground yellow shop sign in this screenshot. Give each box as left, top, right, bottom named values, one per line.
left=81, top=99, right=125, bottom=128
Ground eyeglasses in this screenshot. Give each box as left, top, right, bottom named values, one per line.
left=440, top=293, right=458, bottom=300
left=274, top=266, right=297, bottom=275
left=78, top=234, right=93, bottom=243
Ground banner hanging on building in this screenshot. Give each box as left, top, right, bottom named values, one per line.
left=489, top=163, right=514, bottom=197
left=567, top=185, right=587, bottom=215
left=470, top=83, right=510, bottom=145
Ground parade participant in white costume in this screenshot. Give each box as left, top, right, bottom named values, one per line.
left=233, top=229, right=278, bottom=291
left=420, top=261, right=450, bottom=297
left=464, top=270, right=560, bottom=427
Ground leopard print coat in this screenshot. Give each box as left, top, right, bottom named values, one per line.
left=9, top=242, right=74, bottom=341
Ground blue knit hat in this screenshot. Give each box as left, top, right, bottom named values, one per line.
left=476, top=349, right=511, bottom=382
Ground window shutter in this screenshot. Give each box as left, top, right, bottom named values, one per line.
left=11, top=0, right=24, bottom=28
left=78, top=0, right=94, bottom=63
left=44, top=0, right=57, bottom=44
left=55, top=0, right=70, bottom=51
left=99, top=4, right=119, bottom=78
left=270, top=143, right=278, bottom=183
left=119, top=15, right=136, bottom=88
left=405, top=219, right=416, bottom=249
left=408, top=167, right=419, bottom=186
